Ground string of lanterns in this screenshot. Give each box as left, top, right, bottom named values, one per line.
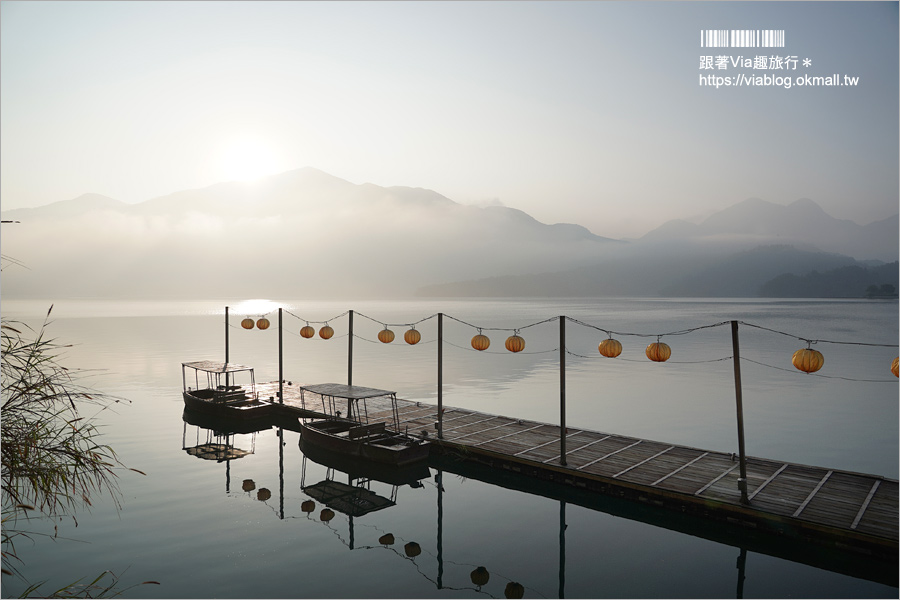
left=233, top=309, right=899, bottom=378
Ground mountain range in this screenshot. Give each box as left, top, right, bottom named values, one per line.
left=1, top=167, right=896, bottom=299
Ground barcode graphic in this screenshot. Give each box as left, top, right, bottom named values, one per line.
left=700, top=30, right=785, bottom=48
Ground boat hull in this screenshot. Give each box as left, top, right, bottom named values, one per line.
left=182, top=390, right=275, bottom=420
left=300, top=420, right=430, bottom=467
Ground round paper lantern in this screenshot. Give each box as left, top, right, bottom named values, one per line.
left=320, top=508, right=335, bottom=522
left=645, top=341, right=671, bottom=362
left=470, top=566, right=490, bottom=586
left=256, top=488, right=271, bottom=502
left=300, top=325, right=315, bottom=339
left=404, top=328, right=421, bottom=345
left=378, top=328, right=395, bottom=344
left=256, top=317, right=270, bottom=330
left=378, top=533, right=395, bottom=546
left=505, top=582, right=525, bottom=599
left=301, top=500, right=315, bottom=513
left=892, top=357, right=899, bottom=378
left=404, top=541, right=421, bottom=557
left=792, top=348, right=824, bottom=374
left=241, top=318, right=255, bottom=330
left=242, top=479, right=255, bottom=492
left=319, top=325, right=334, bottom=340
left=505, top=334, right=525, bottom=353
left=599, top=338, right=623, bottom=358
left=471, top=333, right=491, bottom=351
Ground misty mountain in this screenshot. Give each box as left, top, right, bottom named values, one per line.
left=641, top=197, right=898, bottom=263
left=3, top=168, right=896, bottom=300
left=0, top=168, right=618, bottom=299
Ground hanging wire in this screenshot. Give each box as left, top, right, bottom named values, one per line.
left=741, top=356, right=898, bottom=383
left=354, top=311, right=439, bottom=329
left=284, top=309, right=351, bottom=325
left=352, top=333, right=436, bottom=346
left=443, top=338, right=558, bottom=356
left=444, top=314, right=559, bottom=332
left=565, top=348, right=734, bottom=364
left=567, top=318, right=731, bottom=339
left=738, top=321, right=898, bottom=348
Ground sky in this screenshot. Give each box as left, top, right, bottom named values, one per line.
left=1, top=1, right=897, bottom=239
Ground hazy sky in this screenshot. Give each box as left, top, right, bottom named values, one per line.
left=1, top=1, right=897, bottom=238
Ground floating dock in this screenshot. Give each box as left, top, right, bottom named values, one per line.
left=236, top=382, right=897, bottom=566
left=348, top=394, right=898, bottom=564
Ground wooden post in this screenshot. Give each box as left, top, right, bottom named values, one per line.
left=348, top=310, right=354, bottom=387
left=560, top=315, right=567, bottom=466
left=437, top=313, right=443, bottom=440
left=278, top=308, right=284, bottom=405
left=731, top=320, right=749, bottom=504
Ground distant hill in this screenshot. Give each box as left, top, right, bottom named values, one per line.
left=641, top=197, right=897, bottom=263
left=2, top=170, right=896, bottom=300
left=417, top=245, right=872, bottom=298
left=0, top=168, right=619, bottom=299
left=760, top=261, right=899, bottom=298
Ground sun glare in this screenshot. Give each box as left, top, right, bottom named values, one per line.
left=218, top=137, right=283, bottom=182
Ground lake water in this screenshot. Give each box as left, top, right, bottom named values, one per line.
left=1, top=297, right=897, bottom=598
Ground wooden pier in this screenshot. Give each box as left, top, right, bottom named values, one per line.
left=345, top=394, right=898, bottom=562
left=231, top=381, right=896, bottom=565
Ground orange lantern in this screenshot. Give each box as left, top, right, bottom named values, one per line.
left=471, top=566, right=490, bottom=586
left=505, top=334, right=525, bottom=353
left=241, top=318, right=254, bottom=329
left=599, top=338, right=623, bottom=358
left=792, top=348, right=824, bottom=374
left=892, top=357, right=899, bottom=378
left=319, top=325, right=334, bottom=340
left=472, top=332, right=491, bottom=351
left=378, top=328, right=395, bottom=344
left=404, top=328, right=421, bottom=345
left=256, top=317, right=270, bottom=330
left=645, top=341, right=671, bottom=362
left=505, top=582, right=525, bottom=599
left=300, top=325, right=315, bottom=339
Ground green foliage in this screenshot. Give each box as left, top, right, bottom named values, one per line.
left=1, top=307, right=139, bottom=589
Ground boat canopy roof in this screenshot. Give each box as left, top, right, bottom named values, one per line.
left=299, top=383, right=395, bottom=400
left=182, top=361, right=254, bottom=374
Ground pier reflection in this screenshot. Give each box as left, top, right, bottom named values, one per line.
left=179, top=411, right=895, bottom=596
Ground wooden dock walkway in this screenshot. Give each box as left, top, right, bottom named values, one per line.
left=245, top=382, right=896, bottom=561
left=347, top=394, right=899, bottom=560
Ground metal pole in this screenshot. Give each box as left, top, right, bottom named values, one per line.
left=348, top=310, right=354, bottom=387
left=437, top=313, right=443, bottom=439
left=225, top=306, right=230, bottom=364
left=560, top=315, right=567, bottom=466
left=278, top=308, right=284, bottom=405
left=731, top=320, right=749, bottom=504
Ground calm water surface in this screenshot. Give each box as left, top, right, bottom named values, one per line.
left=2, top=298, right=897, bottom=598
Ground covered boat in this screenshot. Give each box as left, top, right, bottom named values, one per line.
left=181, top=361, right=274, bottom=418
left=297, top=383, right=430, bottom=467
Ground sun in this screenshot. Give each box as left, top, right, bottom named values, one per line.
left=218, top=137, right=283, bottom=182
